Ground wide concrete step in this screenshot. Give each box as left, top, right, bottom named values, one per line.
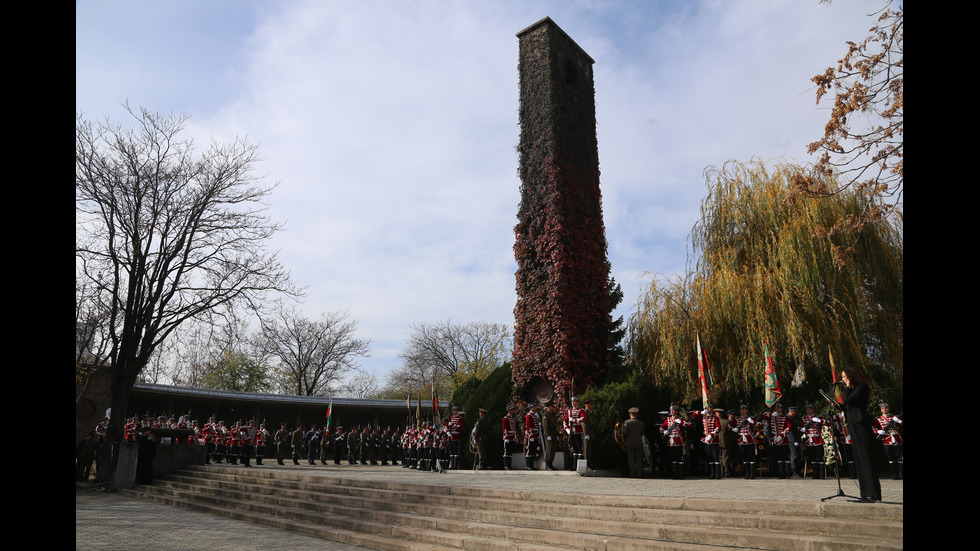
left=122, top=466, right=901, bottom=551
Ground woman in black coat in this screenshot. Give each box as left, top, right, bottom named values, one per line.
left=840, top=367, right=882, bottom=502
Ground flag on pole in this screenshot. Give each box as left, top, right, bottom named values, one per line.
left=431, top=383, right=442, bottom=427
left=325, top=396, right=333, bottom=433
left=696, top=332, right=713, bottom=409
left=828, top=347, right=843, bottom=404
left=763, top=343, right=782, bottom=407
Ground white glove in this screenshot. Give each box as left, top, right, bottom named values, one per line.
left=584, top=435, right=590, bottom=440
left=877, top=430, right=886, bottom=435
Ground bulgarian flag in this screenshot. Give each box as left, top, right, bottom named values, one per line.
left=431, top=383, right=442, bottom=427
left=696, top=332, right=713, bottom=409
left=829, top=347, right=843, bottom=404
left=325, top=396, right=333, bottom=435
left=763, top=342, right=782, bottom=407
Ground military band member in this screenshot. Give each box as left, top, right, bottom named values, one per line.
left=563, top=397, right=587, bottom=468
left=229, top=422, right=243, bottom=465
left=417, top=422, right=432, bottom=471
left=402, top=426, right=415, bottom=469
left=659, top=405, right=691, bottom=479
left=730, top=405, right=760, bottom=479
left=446, top=407, right=464, bottom=470
left=524, top=403, right=542, bottom=470
left=241, top=420, right=256, bottom=467
left=799, top=404, right=826, bottom=479
left=873, top=402, right=903, bottom=479
left=762, top=403, right=793, bottom=478
left=502, top=405, right=521, bottom=470
left=255, top=423, right=267, bottom=465
left=202, top=417, right=217, bottom=464
left=435, top=424, right=449, bottom=471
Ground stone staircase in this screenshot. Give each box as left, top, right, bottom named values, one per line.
left=120, top=465, right=902, bottom=551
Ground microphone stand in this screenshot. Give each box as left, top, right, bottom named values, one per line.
left=818, top=388, right=861, bottom=502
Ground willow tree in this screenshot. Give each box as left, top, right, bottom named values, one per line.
left=628, top=160, right=902, bottom=407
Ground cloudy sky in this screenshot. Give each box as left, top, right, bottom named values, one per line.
left=76, top=0, right=891, bottom=383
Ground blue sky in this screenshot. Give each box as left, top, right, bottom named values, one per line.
left=77, top=0, right=890, bottom=383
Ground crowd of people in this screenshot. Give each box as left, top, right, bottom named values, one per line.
left=77, top=368, right=901, bottom=505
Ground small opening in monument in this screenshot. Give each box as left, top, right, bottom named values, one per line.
left=564, top=60, right=579, bottom=86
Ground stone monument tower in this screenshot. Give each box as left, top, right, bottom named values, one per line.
left=512, top=17, right=612, bottom=408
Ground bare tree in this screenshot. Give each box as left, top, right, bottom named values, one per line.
left=384, top=352, right=446, bottom=400
left=399, top=320, right=512, bottom=387
left=794, top=3, right=902, bottom=266
left=76, top=104, right=298, bottom=483
left=339, top=368, right=382, bottom=399
left=806, top=4, right=903, bottom=202
left=256, top=305, right=371, bottom=396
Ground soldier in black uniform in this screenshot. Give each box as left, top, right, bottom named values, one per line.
left=333, top=426, right=346, bottom=465
left=347, top=425, right=360, bottom=464
left=541, top=403, right=559, bottom=471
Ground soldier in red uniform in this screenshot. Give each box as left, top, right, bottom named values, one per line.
left=730, top=404, right=760, bottom=479
left=434, top=424, right=449, bottom=471
left=502, top=405, right=521, bottom=470
left=762, top=403, right=793, bottom=478
left=873, top=402, right=903, bottom=479
left=215, top=421, right=228, bottom=463
left=524, top=403, right=542, bottom=470
left=202, top=418, right=217, bottom=464
left=255, top=423, right=268, bottom=465
left=693, top=404, right=723, bottom=479
left=229, top=422, right=243, bottom=465
left=799, top=404, right=826, bottom=479
left=660, top=405, right=692, bottom=479
left=563, top=397, right=587, bottom=468
left=241, top=420, right=256, bottom=467
left=446, top=406, right=465, bottom=470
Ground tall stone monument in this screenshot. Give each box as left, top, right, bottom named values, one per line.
left=512, top=18, right=612, bottom=409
